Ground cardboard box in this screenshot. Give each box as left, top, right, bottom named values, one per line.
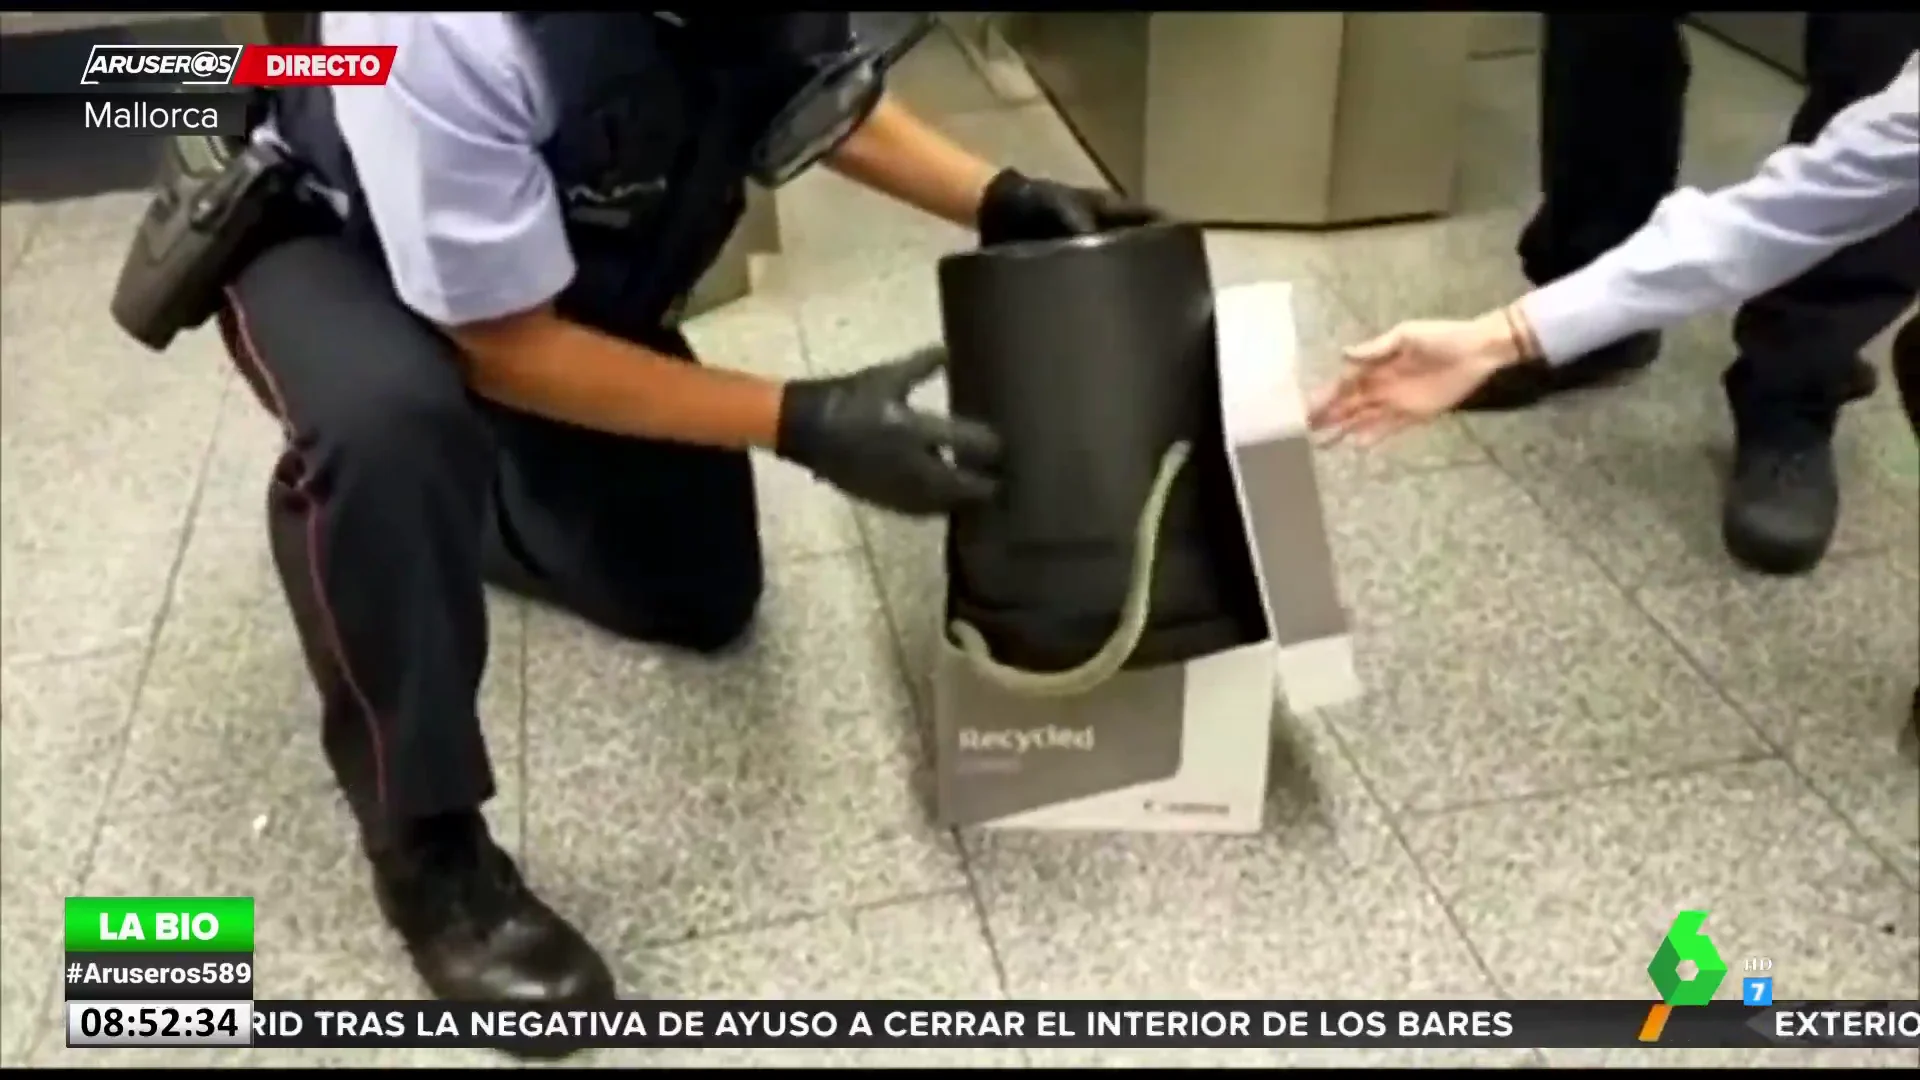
left=930, top=281, right=1361, bottom=833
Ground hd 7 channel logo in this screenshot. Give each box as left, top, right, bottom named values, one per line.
left=79, top=45, right=244, bottom=88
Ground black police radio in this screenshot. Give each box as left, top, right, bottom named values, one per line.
left=109, top=132, right=298, bottom=352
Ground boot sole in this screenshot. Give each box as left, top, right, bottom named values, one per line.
left=1721, top=514, right=1832, bottom=577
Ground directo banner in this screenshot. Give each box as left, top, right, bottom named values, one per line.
left=78, top=44, right=396, bottom=89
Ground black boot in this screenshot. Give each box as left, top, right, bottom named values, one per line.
left=368, top=812, right=615, bottom=1058
left=1456, top=332, right=1662, bottom=412
left=1721, top=423, right=1841, bottom=576
left=1720, top=359, right=1876, bottom=577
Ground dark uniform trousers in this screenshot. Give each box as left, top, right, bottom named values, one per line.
left=1521, top=13, right=1920, bottom=435
left=1900, top=318, right=1920, bottom=447
left=1896, top=315, right=1919, bottom=739
left=216, top=234, right=764, bottom=833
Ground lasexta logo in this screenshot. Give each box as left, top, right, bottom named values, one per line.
left=1639, top=910, right=1728, bottom=1042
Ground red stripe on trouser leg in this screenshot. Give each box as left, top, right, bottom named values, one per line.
left=219, top=287, right=392, bottom=811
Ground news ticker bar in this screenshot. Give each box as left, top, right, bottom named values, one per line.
left=5, top=92, right=252, bottom=138
left=62, top=1000, right=1920, bottom=1051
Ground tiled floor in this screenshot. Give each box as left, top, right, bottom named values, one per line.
left=3, top=26, right=1917, bottom=1069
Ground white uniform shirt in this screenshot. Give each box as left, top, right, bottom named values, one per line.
left=1519, top=53, right=1918, bottom=363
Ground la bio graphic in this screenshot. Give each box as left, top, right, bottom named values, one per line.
left=70, top=896, right=253, bottom=949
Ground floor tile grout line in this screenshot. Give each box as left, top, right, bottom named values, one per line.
left=1460, top=413, right=1914, bottom=592
left=1626, top=600, right=1920, bottom=887
left=1310, top=715, right=1524, bottom=1035
left=626, top=885, right=974, bottom=958
left=21, top=371, right=233, bottom=1061
left=1619, top=541, right=1912, bottom=595
left=1390, top=750, right=1782, bottom=823
left=1, top=209, right=50, bottom=280
left=1310, top=373, right=1903, bottom=1028
left=70, top=368, right=232, bottom=855
left=840, top=502, right=1019, bottom=1004
left=768, top=543, right=870, bottom=570
left=516, top=540, right=845, bottom=854
left=855, top=519, right=1020, bottom=1003
left=0, top=635, right=150, bottom=672
left=788, top=291, right=826, bottom=378
left=788, top=294, right=1018, bottom=1003
left=1306, top=248, right=1426, bottom=345
left=1478, top=433, right=1920, bottom=885
left=1328, top=456, right=1498, bottom=488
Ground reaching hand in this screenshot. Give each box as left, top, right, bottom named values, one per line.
left=777, top=346, right=1003, bottom=517
left=976, top=168, right=1165, bottom=246
left=1308, top=315, right=1523, bottom=447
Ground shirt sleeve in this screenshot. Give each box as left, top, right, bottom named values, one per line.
left=1520, top=54, right=1919, bottom=365
left=324, top=13, right=574, bottom=327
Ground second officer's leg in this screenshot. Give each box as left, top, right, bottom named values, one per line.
left=480, top=328, right=765, bottom=653
left=1464, top=13, right=1689, bottom=410
left=1719, top=12, right=1920, bottom=576
left=1892, top=315, right=1919, bottom=759
left=218, top=235, right=614, bottom=1021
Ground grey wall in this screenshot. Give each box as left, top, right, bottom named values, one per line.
left=1471, top=13, right=1538, bottom=58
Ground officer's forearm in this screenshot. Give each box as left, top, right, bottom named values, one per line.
left=450, top=310, right=783, bottom=451
left=826, top=94, right=998, bottom=228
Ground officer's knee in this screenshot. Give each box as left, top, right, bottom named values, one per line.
left=320, top=376, right=491, bottom=499
left=676, top=559, right=763, bottom=655
left=586, top=591, right=759, bottom=657
left=599, top=547, right=762, bottom=656
left=612, top=461, right=765, bottom=654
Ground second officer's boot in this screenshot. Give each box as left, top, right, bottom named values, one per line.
left=1721, top=416, right=1842, bottom=576
left=368, top=810, right=615, bottom=1058
left=1721, top=359, right=1878, bottom=576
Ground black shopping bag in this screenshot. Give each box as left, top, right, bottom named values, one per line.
left=935, top=222, right=1268, bottom=694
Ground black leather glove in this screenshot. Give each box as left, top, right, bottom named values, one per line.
left=777, top=346, right=1002, bottom=516
left=975, top=168, right=1165, bottom=247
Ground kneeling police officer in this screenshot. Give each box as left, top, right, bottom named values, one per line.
left=113, top=12, right=1156, bottom=1019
